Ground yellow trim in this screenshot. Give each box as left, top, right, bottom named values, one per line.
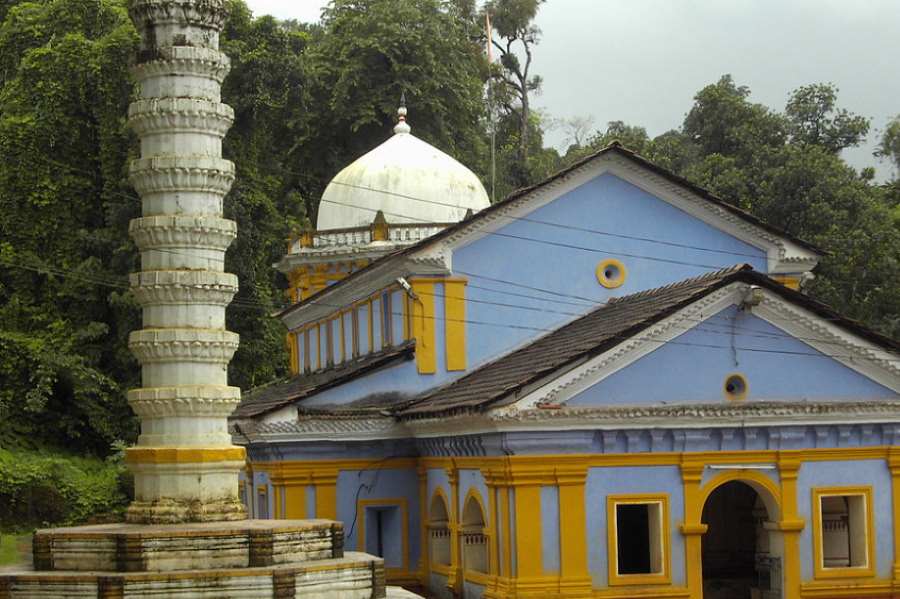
left=596, top=258, right=627, bottom=289
left=125, top=447, right=246, bottom=464
left=889, top=448, right=900, bottom=583
left=315, top=480, right=337, bottom=520
left=799, top=579, right=893, bottom=598
left=514, top=485, right=543, bottom=578
left=696, top=469, right=782, bottom=517
left=557, top=467, right=592, bottom=594
left=444, top=279, right=467, bottom=371
left=811, top=485, right=876, bottom=580
left=723, top=372, right=749, bottom=401
left=411, top=279, right=437, bottom=374
left=606, top=493, right=671, bottom=587
left=287, top=332, right=298, bottom=375
left=402, top=293, right=410, bottom=342
left=357, top=497, right=410, bottom=573
left=773, top=275, right=802, bottom=291
left=417, top=465, right=429, bottom=578
left=283, top=484, right=306, bottom=519
left=779, top=454, right=803, bottom=598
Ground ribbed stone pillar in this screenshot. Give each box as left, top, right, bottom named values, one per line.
left=125, top=0, right=245, bottom=523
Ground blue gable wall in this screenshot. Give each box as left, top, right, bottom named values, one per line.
left=567, top=305, right=896, bottom=407
left=453, top=173, right=768, bottom=370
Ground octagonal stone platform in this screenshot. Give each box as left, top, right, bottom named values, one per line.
left=0, top=552, right=385, bottom=598
left=30, top=519, right=343, bottom=573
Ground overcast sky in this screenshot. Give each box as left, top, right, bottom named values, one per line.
left=244, top=0, right=900, bottom=179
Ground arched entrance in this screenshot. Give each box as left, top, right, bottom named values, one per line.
left=700, top=476, right=782, bottom=599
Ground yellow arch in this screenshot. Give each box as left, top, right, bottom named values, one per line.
left=429, top=486, right=451, bottom=523
left=462, top=486, right=488, bottom=527
left=698, top=469, right=782, bottom=522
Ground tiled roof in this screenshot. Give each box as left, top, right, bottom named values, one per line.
left=398, top=265, right=750, bottom=417
left=231, top=341, right=415, bottom=418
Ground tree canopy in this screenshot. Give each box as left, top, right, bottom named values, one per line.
left=0, top=0, right=897, bottom=459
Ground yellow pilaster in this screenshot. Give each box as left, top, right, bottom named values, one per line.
left=282, top=484, right=306, bottom=519
left=778, top=453, right=804, bottom=599
left=514, top=484, right=543, bottom=580
left=444, top=279, right=467, bottom=371
left=417, top=464, right=430, bottom=584
left=411, top=279, right=436, bottom=374
left=287, top=332, right=298, bottom=375
left=557, top=466, right=593, bottom=597
left=679, top=460, right=707, bottom=599
left=314, top=470, right=338, bottom=520
left=447, top=467, right=462, bottom=594
left=889, top=448, right=900, bottom=587
left=272, top=484, right=283, bottom=519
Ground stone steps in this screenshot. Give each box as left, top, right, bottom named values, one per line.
left=0, top=552, right=385, bottom=599
left=31, top=520, right=344, bottom=573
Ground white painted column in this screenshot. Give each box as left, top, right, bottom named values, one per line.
left=125, top=0, right=245, bottom=523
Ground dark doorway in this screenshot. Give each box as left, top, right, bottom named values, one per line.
left=702, top=481, right=777, bottom=599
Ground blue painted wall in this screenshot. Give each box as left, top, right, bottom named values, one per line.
left=337, top=468, right=421, bottom=572
left=569, top=306, right=896, bottom=407
left=453, top=173, right=769, bottom=369
left=585, top=465, right=686, bottom=587
left=797, top=459, right=893, bottom=580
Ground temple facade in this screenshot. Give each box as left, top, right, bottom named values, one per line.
left=231, top=113, right=900, bottom=599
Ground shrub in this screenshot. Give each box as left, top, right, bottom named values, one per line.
left=0, top=448, right=129, bottom=531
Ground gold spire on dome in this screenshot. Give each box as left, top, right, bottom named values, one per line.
left=394, top=91, right=411, bottom=134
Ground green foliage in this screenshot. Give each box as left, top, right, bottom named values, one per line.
left=877, top=115, right=900, bottom=176
left=0, top=0, right=140, bottom=453
left=299, top=0, right=489, bottom=205
left=786, top=83, right=870, bottom=153
left=0, top=448, right=129, bottom=531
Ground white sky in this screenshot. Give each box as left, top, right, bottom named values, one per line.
left=244, top=0, right=900, bottom=179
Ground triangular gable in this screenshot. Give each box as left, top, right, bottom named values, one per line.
left=428, top=147, right=819, bottom=275
left=279, top=145, right=821, bottom=328
left=499, top=282, right=900, bottom=414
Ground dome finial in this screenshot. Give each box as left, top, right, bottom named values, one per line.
left=394, top=91, right=411, bottom=135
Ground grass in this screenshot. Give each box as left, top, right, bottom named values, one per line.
left=0, top=533, right=31, bottom=567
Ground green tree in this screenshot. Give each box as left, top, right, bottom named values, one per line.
left=483, top=0, right=545, bottom=188
left=785, top=83, right=870, bottom=153
left=298, top=0, right=489, bottom=212
left=876, top=115, right=900, bottom=177
left=0, top=0, right=140, bottom=452
left=219, top=1, right=311, bottom=389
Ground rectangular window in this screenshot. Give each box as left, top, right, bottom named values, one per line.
left=325, top=321, right=334, bottom=367
left=607, top=494, right=669, bottom=585
left=813, top=486, right=874, bottom=579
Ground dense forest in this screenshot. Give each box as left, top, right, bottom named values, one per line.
left=1, top=0, right=899, bottom=462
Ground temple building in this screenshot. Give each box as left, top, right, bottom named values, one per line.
left=231, top=109, right=900, bottom=599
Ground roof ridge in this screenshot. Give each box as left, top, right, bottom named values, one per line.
left=607, top=263, right=751, bottom=304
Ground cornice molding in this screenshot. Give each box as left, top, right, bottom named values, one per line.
left=496, top=400, right=900, bottom=426
left=128, top=385, right=241, bottom=417
left=129, top=215, right=237, bottom=252
left=131, top=47, right=230, bottom=83
left=129, top=270, right=238, bottom=307
left=129, top=328, right=239, bottom=364
left=129, top=0, right=228, bottom=30
left=128, top=98, right=234, bottom=137
left=129, top=155, right=235, bottom=195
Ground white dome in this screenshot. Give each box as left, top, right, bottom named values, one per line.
left=316, top=118, right=490, bottom=230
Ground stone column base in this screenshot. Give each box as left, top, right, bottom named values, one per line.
left=125, top=497, right=246, bottom=524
